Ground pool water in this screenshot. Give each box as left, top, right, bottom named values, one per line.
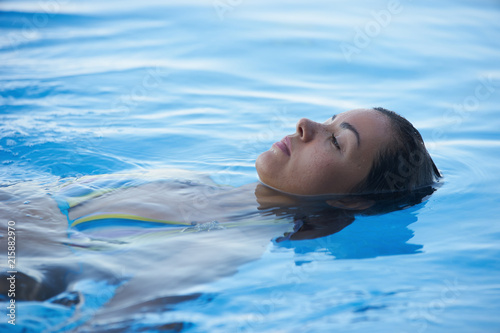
left=1, top=0, right=500, bottom=332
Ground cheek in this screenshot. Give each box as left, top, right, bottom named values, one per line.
left=292, top=152, right=338, bottom=189
left=298, top=150, right=368, bottom=194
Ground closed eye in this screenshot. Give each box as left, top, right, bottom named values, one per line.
left=331, top=134, right=340, bottom=150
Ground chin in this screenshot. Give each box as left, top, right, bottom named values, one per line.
left=255, top=152, right=266, bottom=179
left=255, top=151, right=273, bottom=185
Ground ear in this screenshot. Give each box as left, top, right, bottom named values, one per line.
left=326, top=197, right=375, bottom=211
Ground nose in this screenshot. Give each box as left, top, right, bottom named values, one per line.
left=296, top=118, right=318, bottom=142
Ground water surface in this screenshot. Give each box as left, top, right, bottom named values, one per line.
left=1, top=0, right=500, bottom=332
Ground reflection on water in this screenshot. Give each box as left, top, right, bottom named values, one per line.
left=277, top=207, right=423, bottom=260
left=1, top=0, right=500, bottom=331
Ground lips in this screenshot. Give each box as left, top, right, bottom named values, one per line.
left=274, top=136, right=291, bottom=156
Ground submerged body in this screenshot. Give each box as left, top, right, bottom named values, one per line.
left=1, top=169, right=319, bottom=326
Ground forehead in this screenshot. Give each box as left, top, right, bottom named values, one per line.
left=340, top=107, right=387, bottom=125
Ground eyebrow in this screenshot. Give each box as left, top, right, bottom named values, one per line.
left=340, top=122, right=361, bottom=147
left=331, top=115, right=361, bottom=147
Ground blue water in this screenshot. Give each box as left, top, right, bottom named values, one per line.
left=1, top=0, right=500, bottom=332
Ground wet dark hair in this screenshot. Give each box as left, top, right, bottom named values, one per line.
left=353, top=107, right=441, bottom=195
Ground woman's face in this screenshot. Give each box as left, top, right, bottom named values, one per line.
left=255, top=108, right=392, bottom=195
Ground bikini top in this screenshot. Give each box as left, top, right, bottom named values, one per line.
left=53, top=171, right=290, bottom=246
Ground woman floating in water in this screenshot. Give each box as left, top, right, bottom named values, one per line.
left=55, top=107, right=440, bottom=239
left=0, top=107, right=441, bottom=329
